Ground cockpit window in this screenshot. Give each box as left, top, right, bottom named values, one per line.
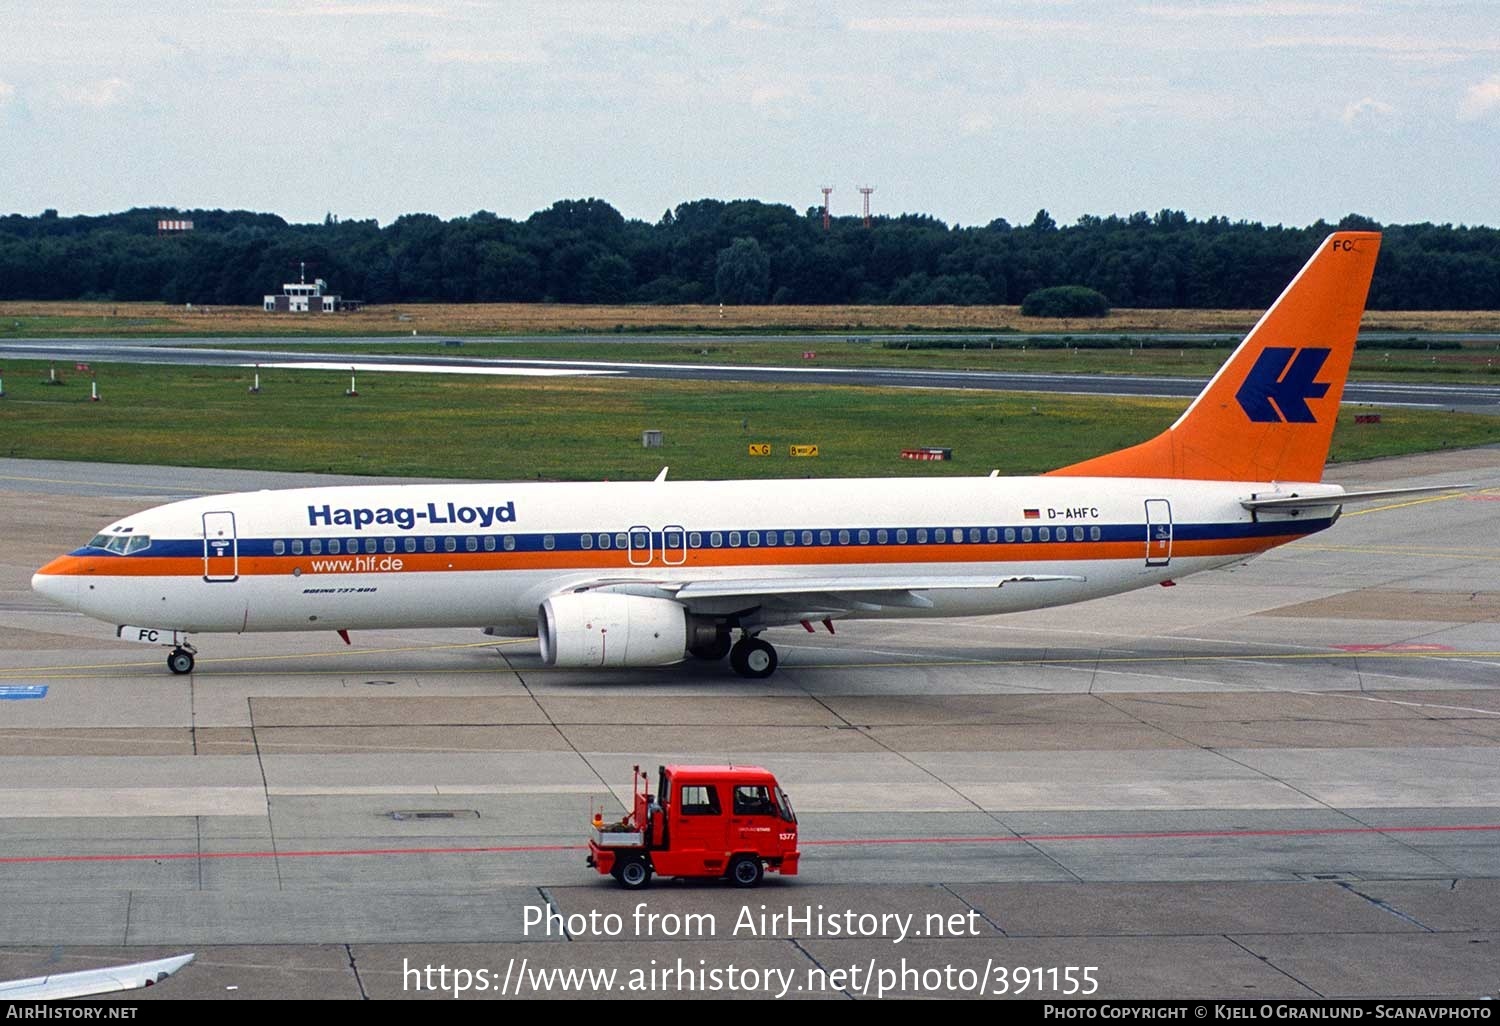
left=94, top=534, right=151, bottom=554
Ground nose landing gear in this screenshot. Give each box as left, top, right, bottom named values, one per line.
left=167, top=645, right=197, bottom=675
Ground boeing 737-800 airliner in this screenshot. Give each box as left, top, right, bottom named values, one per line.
left=32, top=231, right=1451, bottom=678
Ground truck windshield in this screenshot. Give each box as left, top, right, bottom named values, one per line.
left=776, top=786, right=796, bottom=824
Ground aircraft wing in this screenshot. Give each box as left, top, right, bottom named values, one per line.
left=0, top=953, right=195, bottom=1001
left=665, top=575, right=1086, bottom=600
left=1241, top=484, right=1471, bottom=513
left=564, top=573, right=1086, bottom=617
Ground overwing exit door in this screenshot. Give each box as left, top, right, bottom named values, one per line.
left=203, top=511, right=239, bottom=582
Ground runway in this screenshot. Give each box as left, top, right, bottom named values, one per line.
left=0, top=450, right=1497, bottom=999
left=4, top=335, right=1499, bottom=413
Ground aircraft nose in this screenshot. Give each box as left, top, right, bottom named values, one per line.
left=31, top=559, right=79, bottom=609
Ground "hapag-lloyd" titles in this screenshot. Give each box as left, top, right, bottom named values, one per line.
left=306, top=501, right=517, bottom=531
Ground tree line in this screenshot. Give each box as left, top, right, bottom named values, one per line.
left=1, top=200, right=1495, bottom=310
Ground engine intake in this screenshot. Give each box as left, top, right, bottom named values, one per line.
left=538, top=593, right=689, bottom=668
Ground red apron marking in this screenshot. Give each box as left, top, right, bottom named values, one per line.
left=2, top=822, right=1495, bottom=865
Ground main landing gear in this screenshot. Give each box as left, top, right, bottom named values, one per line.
left=690, top=623, right=783, bottom=679
left=167, top=645, right=196, bottom=675
left=728, top=635, right=778, bottom=679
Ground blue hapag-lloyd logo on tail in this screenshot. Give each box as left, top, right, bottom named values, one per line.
left=1234, top=347, right=1332, bottom=423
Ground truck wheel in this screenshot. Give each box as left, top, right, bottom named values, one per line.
left=615, top=857, right=651, bottom=890
left=728, top=855, right=763, bottom=888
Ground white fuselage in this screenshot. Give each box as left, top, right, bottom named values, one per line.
left=34, top=475, right=1336, bottom=637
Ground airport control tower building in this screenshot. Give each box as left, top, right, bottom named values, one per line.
left=263, top=269, right=361, bottom=313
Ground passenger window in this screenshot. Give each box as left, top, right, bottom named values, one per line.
left=483, top=536, right=496, bottom=552
left=1090, top=526, right=1102, bottom=541
left=444, top=537, right=457, bottom=552
left=970, top=528, right=981, bottom=543
left=917, top=529, right=928, bottom=543
left=666, top=531, right=683, bottom=547
left=838, top=530, right=850, bottom=544
left=729, top=532, right=741, bottom=547
left=615, top=533, right=627, bottom=550
left=987, top=528, right=998, bottom=543
left=632, top=531, right=649, bottom=549
left=858, top=529, right=870, bottom=544
left=935, top=528, right=947, bottom=543
left=465, top=537, right=478, bottom=552
left=543, top=535, right=556, bottom=551
left=329, top=539, right=342, bottom=555
left=877, top=529, right=888, bottom=544
left=310, top=539, right=323, bottom=554
left=361, top=538, right=374, bottom=554
left=689, top=532, right=702, bottom=548
left=1072, top=526, right=1084, bottom=541
left=1039, top=527, right=1050, bottom=541
left=783, top=531, right=794, bottom=545
left=1022, top=528, right=1033, bottom=542
left=385, top=538, right=397, bottom=553
left=1005, top=528, right=1016, bottom=543
left=733, top=784, right=775, bottom=816
left=503, top=536, right=516, bottom=552
left=599, top=533, right=611, bottom=550
left=679, top=784, right=721, bottom=816
left=710, top=532, right=723, bottom=547
left=423, top=537, right=436, bottom=553
left=291, top=539, right=304, bottom=555
left=764, top=531, right=776, bottom=546
left=347, top=538, right=358, bottom=553
left=801, top=531, right=813, bottom=546
left=581, top=533, right=593, bottom=550
left=747, top=531, right=759, bottom=547
left=404, top=538, right=416, bottom=553
left=273, top=540, right=286, bottom=555
left=820, top=530, right=831, bottom=545
left=897, top=529, right=908, bottom=544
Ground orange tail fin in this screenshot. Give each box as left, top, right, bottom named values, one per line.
left=1049, top=231, right=1381, bottom=483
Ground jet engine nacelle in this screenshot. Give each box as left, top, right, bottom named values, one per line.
left=538, top=593, right=689, bottom=668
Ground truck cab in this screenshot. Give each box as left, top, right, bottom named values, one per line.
left=587, top=764, right=799, bottom=889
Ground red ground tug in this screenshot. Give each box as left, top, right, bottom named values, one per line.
left=587, top=764, right=800, bottom=889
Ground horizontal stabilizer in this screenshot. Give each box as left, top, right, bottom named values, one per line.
left=1241, top=484, right=1471, bottom=512
left=0, top=953, right=195, bottom=1001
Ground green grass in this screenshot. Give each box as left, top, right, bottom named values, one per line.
left=1, top=360, right=1495, bottom=481
left=202, top=337, right=1500, bottom=386
left=0, top=314, right=172, bottom=335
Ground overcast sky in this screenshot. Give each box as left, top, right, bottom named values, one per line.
left=2, top=1, right=1498, bottom=228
